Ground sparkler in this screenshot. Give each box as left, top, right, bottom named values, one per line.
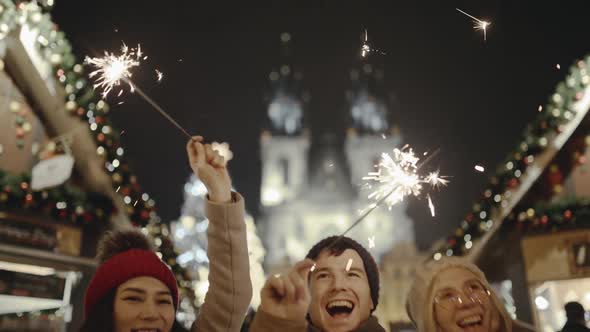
left=85, top=43, right=141, bottom=98
left=456, top=8, right=491, bottom=41
left=328, top=147, right=447, bottom=248
left=363, top=148, right=448, bottom=210
left=360, top=29, right=386, bottom=58
left=85, top=43, right=192, bottom=139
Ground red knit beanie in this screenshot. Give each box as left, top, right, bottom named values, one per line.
left=84, top=248, right=179, bottom=318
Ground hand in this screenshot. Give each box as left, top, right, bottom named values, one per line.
left=186, top=136, right=232, bottom=203
left=260, top=259, right=315, bottom=321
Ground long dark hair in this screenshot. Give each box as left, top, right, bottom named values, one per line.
left=77, top=288, right=189, bottom=332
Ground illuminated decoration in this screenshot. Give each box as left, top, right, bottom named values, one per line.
left=0, top=0, right=197, bottom=316
left=173, top=175, right=266, bottom=311
left=432, top=55, right=590, bottom=259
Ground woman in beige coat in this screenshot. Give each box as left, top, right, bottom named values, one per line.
left=79, top=136, right=252, bottom=332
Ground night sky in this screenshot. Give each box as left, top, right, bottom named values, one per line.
left=52, top=1, right=590, bottom=250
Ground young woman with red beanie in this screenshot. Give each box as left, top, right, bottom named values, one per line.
left=79, top=136, right=253, bottom=332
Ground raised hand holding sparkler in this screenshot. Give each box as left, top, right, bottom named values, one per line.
left=85, top=43, right=192, bottom=139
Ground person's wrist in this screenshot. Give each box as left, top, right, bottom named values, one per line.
left=208, top=189, right=232, bottom=203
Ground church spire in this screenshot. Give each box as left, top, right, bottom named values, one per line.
left=346, top=30, right=391, bottom=135
left=264, top=32, right=309, bottom=136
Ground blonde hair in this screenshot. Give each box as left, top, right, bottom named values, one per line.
left=406, top=256, right=512, bottom=332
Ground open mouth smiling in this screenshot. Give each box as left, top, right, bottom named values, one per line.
left=457, top=315, right=483, bottom=328
left=325, top=299, right=355, bottom=317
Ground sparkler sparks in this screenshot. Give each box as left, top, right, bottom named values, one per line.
left=363, top=147, right=448, bottom=211
left=85, top=43, right=193, bottom=139
left=475, top=165, right=485, bottom=172
left=360, top=29, right=386, bottom=58
left=327, top=146, right=446, bottom=250
left=345, top=258, right=353, bottom=272
left=85, top=43, right=142, bottom=98
left=456, top=8, right=491, bottom=41
left=427, top=194, right=436, bottom=217
left=155, top=69, right=163, bottom=82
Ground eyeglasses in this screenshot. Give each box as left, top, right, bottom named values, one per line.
left=434, top=279, right=491, bottom=310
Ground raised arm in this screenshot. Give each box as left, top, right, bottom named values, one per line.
left=186, top=136, right=252, bottom=331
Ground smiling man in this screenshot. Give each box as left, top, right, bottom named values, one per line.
left=250, top=236, right=385, bottom=332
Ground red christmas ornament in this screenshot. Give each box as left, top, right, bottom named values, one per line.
left=540, top=121, right=548, bottom=130
left=547, top=167, right=563, bottom=186
left=508, top=178, right=519, bottom=188
left=564, top=210, right=573, bottom=220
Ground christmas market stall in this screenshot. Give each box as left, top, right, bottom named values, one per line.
left=432, top=54, right=590, bottom=332
left=0, top=1, right=196, bottom=330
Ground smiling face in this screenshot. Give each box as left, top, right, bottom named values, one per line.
left=432, top=267, right=501, bottom=332
left=308, top=249, right=374, bottom=332
left=113, top=276, right=175, bottom=332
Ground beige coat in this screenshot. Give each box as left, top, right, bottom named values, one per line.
left=192, top=192, right=253, bottom=332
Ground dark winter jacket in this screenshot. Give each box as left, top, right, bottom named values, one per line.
left=249, top=309, right=385, bottom=332
left=561, top=321, right=590, bottom=332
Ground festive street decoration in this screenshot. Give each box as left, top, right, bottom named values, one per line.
left=0, top=0, right=197, bottom=312
left=432, top=55, right=590, bottom=259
